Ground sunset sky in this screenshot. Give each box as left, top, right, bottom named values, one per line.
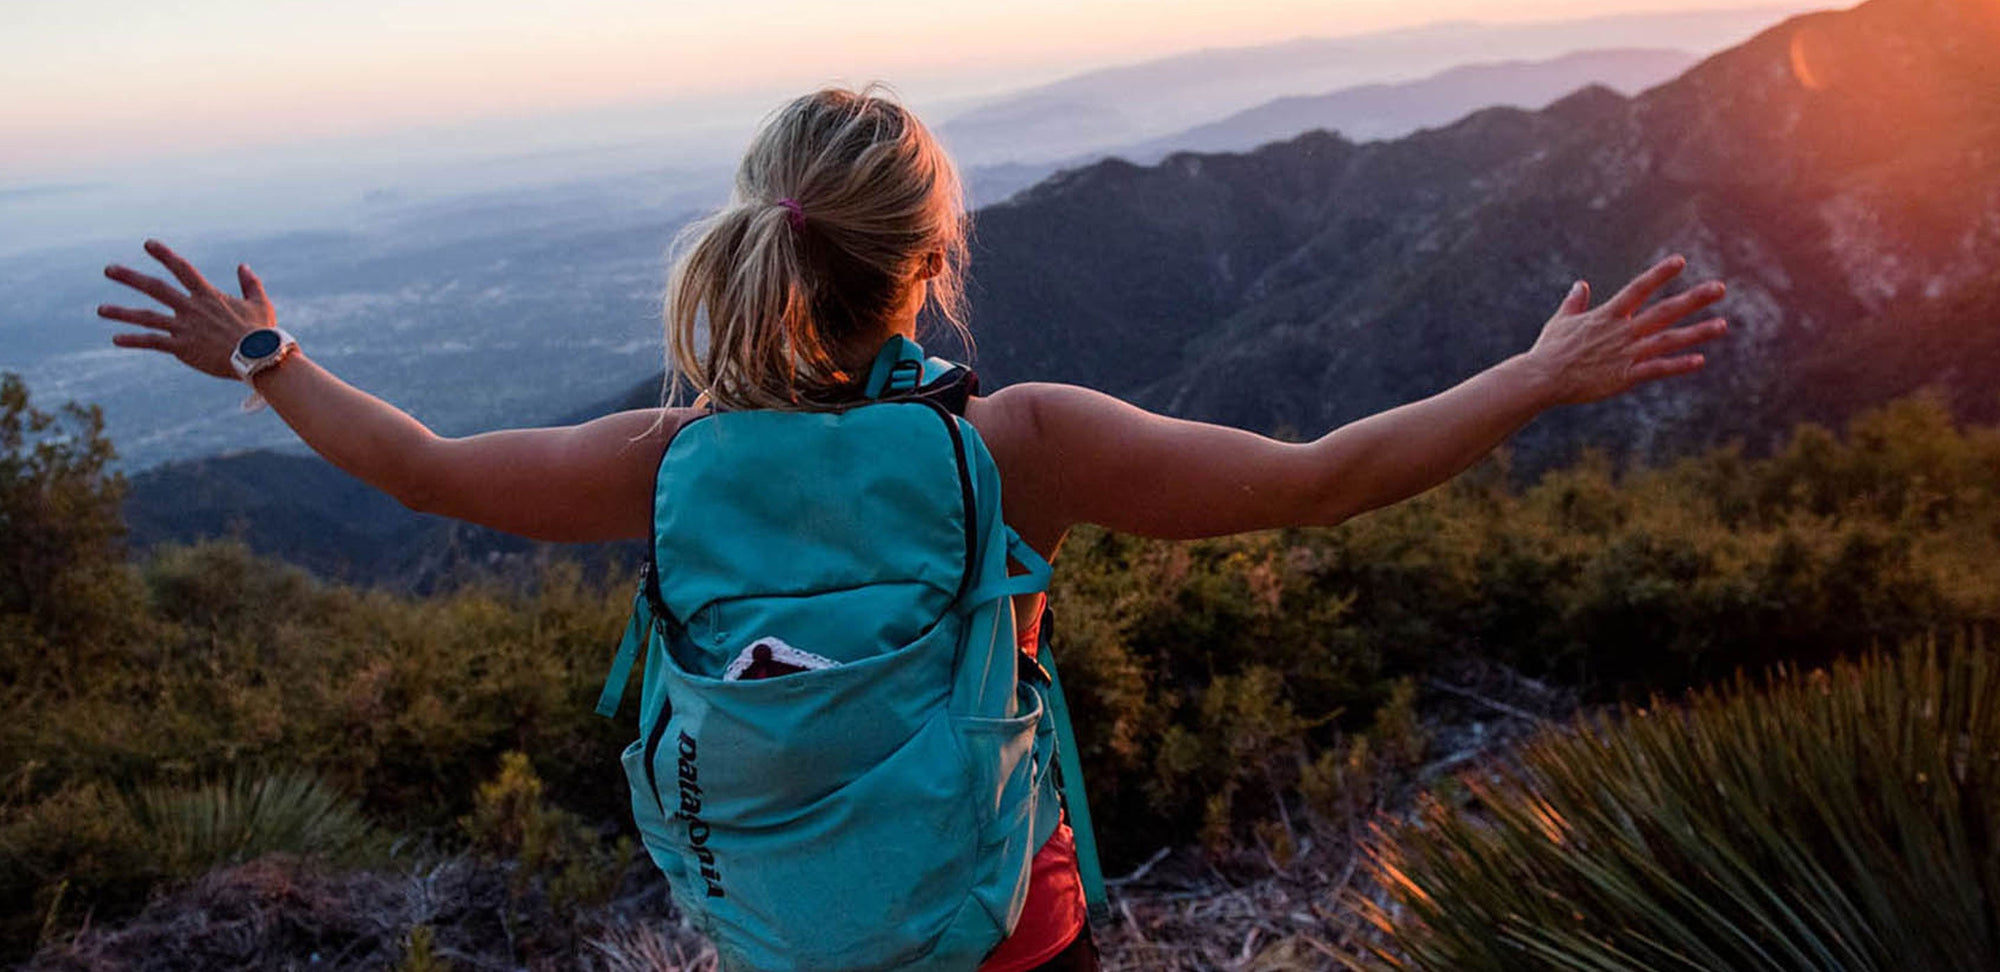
left=5, top=0, right=1794, bottom=180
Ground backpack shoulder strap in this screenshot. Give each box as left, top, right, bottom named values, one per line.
left=1036, top=605, right=1111, bottom=926
left=595, top=414, right=698, bottom=721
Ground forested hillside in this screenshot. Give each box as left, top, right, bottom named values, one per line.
left=122, top=450, right=633, bottom=591
left=14, top=369, right=2000, bottom=965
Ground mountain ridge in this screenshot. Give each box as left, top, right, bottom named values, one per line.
left=958, top=0, right=2000, bottom=467
left=1119, top=48, right=1694, bottom=160
left=939, top=5, right=1808, bottom=166
left=964, top=48, right=1699, bottom=205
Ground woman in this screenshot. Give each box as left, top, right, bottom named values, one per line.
left=98, top=87, right=1726, bottom=970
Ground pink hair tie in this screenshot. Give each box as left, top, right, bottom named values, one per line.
left=777, top=197, right=806, bottom=231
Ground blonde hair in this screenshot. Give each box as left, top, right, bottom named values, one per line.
left=665, top=86, right=970, bottom=411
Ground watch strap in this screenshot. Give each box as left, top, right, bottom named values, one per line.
left=232, top=328, right=298, bottom=412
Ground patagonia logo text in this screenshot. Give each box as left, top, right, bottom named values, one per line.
left=674, top=730, right=725, bottom=898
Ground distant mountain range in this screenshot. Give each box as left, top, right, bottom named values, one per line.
left=966, top=48, right=1700, bottom=204
left=956, top=0, right=2000, bottom=468
left=121, top=0, right=2000, bottom=587
left=939, top=5, right=1806, bottom=168
left=1118, top=49, right=1697, bottom=160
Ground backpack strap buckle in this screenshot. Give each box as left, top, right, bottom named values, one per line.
left=886, top=359, right=922, bottom=394
left=863, top=335, right=927, bottom=400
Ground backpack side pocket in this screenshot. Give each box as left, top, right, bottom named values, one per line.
left=951, top=680, right=1056, bottom=940
left=954, top=681, right=1048, bottom=842
left=620, top=737, right=689, bottom=890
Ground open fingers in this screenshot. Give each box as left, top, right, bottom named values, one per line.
left=104, top=264, right=191, bottom=311
left=237, top=264, right=269, bottom=305
left=144, top=239, right=215, bottom=295
left=1632, top=317, right=1728, bottom=361
left=1627, top=353, right=1706, bottom=385
left=1605, top=255, right=1687, bottom=317
left=111, top=331, right=176, bottom=352
left=97, top=303, right=174, bottom=330
left=1631, top=280, right=1726, bottom=335
left=1558, top=279, right=1591, bottom=316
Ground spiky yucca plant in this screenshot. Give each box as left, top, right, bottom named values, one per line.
left=134, top=769, right=383, bottom=877
left=1358, top=640, right=2000, bottom=971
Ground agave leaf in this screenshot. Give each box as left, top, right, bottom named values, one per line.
left=1362, top=640, right=2000, bottom=971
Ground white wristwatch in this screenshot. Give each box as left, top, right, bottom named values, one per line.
left=230, top=327, right=298, bottom=413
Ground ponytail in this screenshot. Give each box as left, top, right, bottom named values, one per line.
left=664, top=86, right=969, bottom=412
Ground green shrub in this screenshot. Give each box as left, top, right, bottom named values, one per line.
left=0, top=770, right=382, bottom=955
left=133, top=769, right=385, bottom=877
left=1300, top=678, right=1428, bottom=835
left=393, top=925, right=446, bottom=972
left=0, top=372, right=142, bottom=700
left=0, top=783, right=156, bottom=954
left=1356, top=639, right=2000, bottom=971
left=463, top=751, right=632, bottom=911
left=0, top=536, right=638, bottom=959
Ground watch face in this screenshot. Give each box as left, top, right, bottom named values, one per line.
left=240, top=330, right=282, bottom=359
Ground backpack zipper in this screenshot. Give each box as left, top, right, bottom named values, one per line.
left=639, top=603, right=673, bottom=806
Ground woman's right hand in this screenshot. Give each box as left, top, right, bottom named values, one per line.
left=98, top=239, right=277, bottom=381
left=1523, top=255, right=1729, bottom=407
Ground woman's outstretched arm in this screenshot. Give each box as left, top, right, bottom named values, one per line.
left=997, top=256, right=1728, bottom=542
left=99, top=240, right=682, bottom=543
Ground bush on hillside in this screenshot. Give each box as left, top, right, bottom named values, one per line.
left=0, top=372, right=140, bottom=699
left=461, top=751, right=634, bottom=924
left=134, top=770, right=386, bottom=878
left=1354, top=638, right=2000, bottom=971
left=0, top=376, right=636, bottom=959
left=1, top=538, right=639, bottom=958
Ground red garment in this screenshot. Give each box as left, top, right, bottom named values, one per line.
left=977, top=601, right=1089, bottom=972
left=978, top=823, right=1088, bottom=971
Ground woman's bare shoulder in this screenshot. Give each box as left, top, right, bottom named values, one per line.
left=961, top=382, right=1032, bottom=444
left=961, top=383, right=1069, bottom=555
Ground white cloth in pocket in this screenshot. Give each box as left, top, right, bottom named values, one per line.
left=722, top=636, right=839, bottom=681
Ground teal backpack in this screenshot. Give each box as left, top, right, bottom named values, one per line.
left=596, top=336, right=1107, bottom=970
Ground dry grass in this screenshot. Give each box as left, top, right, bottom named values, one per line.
left=24, top=853, right=703, bottom=972
left=1093, top=660, right=1568, bottom=971
left=587, top=920, right=717, bottom=972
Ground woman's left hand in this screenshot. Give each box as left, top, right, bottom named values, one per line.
left=99, top=239, right=277, bottom=380
left=1525, top=255, right=1730, bottom=407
